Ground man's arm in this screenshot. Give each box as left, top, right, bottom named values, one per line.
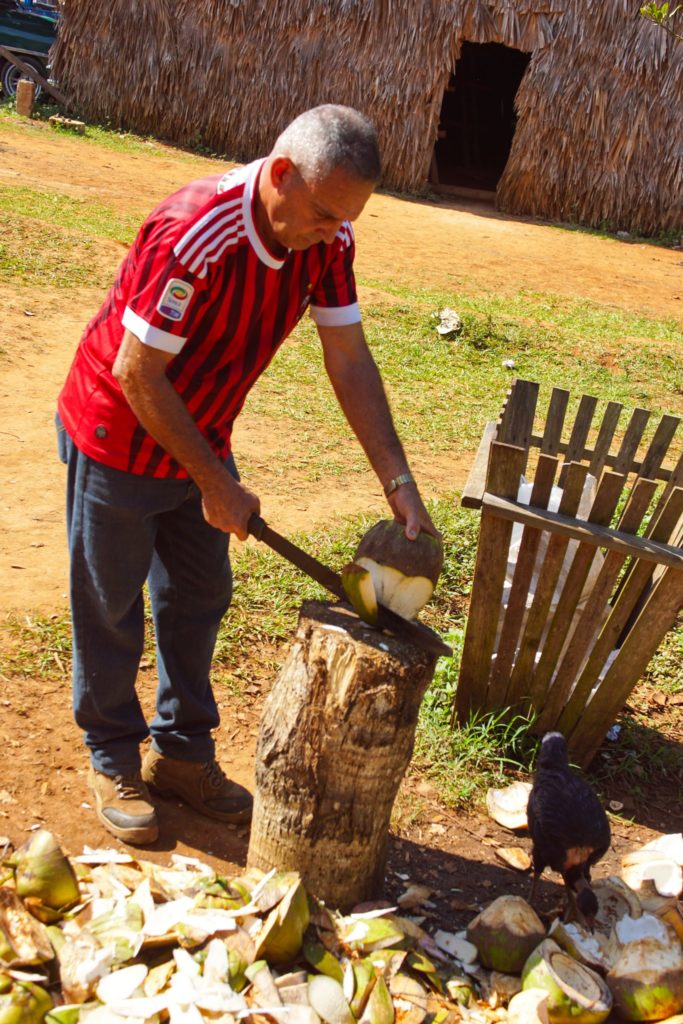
left=317, top=320, right=438, bottom=539
left=112, top=329, right=259, bottom=540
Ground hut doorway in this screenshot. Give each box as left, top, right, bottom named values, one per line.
left=431, top=41, right=530, bottom=196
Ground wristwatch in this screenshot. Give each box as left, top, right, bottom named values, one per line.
left=384, top=472, right=415, bottom=497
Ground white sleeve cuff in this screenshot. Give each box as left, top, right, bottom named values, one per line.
left=122, top=306, right=187, bottom=355
left=309, top=302, right=361, bottom=327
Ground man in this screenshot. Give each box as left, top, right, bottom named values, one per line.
left=56, top=104, right=437, bottom=846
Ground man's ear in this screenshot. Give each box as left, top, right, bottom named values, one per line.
left=270, top=156, right=296, bottom=191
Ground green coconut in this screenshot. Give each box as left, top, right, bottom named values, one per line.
left=0, top=974, right=53, bottom=1024
left=341, top=562, right=379, bottom=625
left=466, top=895, right=546, bottom=973
left=349, top=519, right=444, bottom=621
left=607, top=936, right=683, bottom=1021
left=6, top=830, right=80, bottom=912
left=522, top=938, right=613, bottom=1024
left=253, top=875, right=309, bottom=965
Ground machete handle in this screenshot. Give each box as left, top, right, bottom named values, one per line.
left=247, top=512, right=267, bottom=541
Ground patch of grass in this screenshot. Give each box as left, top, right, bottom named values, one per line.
left=245, top=286, right=682, bottom=462
left=0, top=216, right=114, bottom=287
left=0, top=186, right=139, bottom=243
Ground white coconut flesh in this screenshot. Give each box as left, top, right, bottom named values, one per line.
left=621, top=849, right=683, bottom=899
left=485, top=782, right=532, bottom=830
left=549, top=918, right=613, bottom=973
left=343, top=520, right=444, bottom=623
left=355, top=556, right=434, bottom=620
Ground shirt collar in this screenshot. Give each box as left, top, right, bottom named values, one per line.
left=242, top=158, right=287, bottom=270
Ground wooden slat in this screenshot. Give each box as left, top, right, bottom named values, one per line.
left=479, top=494, right=683, bottom=569
left=488, top=455, right=559, bottom=709
left=533, top=471, right=627, bottom=732
left=558, top=395, right=598, bottom=486
left=0, top=45, right=67, bottom=106
left=461, top=421, right=497, bottom=510
left=639, top=414, right=680, bottom=481
left=588, top=401, right=622, bottom=477
left=612, top=407, right=651, bottom=474
left=497, top=379, right=539, bottom=450
left=571, top=563, right=683, bottom=767
left=526, top=436, right=677, bottom=483
left=454, top=442, right=527, bottom=726
left=507, top=463, right=588, bottom=712
left=540, top=388, right=570, bottom=455
left=564, top=487, right=683, bottom=745
left=555, top=477, right=658, bottom=736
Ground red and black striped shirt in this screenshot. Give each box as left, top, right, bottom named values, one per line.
left=57, top=159, right=360, bottom=478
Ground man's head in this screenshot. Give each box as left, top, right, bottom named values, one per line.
left=257, top=105, right=381, bottom=251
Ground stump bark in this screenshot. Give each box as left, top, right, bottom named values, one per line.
left=247, top=600, right=438, bottom=912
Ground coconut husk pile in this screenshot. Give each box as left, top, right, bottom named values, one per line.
left=0, top=829, right=521, bottom=1024
left=3, top=826, right=683, bottom=1022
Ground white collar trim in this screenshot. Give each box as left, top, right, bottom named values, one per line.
left=242, top=159, right=286, bottom=270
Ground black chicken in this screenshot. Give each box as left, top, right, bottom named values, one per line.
left=527, top=731, right=611, bottom=928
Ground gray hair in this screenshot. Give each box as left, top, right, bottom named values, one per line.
left=273, top=105, right=381, bottom=185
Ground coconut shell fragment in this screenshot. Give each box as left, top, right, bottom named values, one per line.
left=522, top=938, right=613, bottom=1024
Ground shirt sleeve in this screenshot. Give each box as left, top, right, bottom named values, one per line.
left=122, top=219, right=207, bottom=355
left=309, top=223, right=361, bottom=327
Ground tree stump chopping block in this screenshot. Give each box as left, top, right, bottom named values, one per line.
left=247, top=600, right=438, bottom=912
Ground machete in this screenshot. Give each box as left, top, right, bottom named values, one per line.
left=247, top=513, right=452, bottom=659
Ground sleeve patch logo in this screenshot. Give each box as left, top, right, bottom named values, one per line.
left=157, top=278, right=195, bottom=321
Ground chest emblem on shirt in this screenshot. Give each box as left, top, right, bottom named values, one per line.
left=157, top=278, right=195, bottom=321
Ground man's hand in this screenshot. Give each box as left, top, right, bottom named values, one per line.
left=388, top=481, right=441, bottom=541
left=200, top=469, right=260, bottom=541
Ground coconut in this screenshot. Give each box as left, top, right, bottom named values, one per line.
left=621, top=849, right=683, bottom=899
left=549, top=918, right=613, bottom=973
left=6, top=831, right=80, bottom=912
left=388, top=974, right=428, bottom=1024
left=253, top=875, right=309, bottom=965
left=592, top=877, right=642, bottom=936
left=0, top=974, right=54, bottom=1024
left=341, top=563, right=379, bottom=625
left=346, top=519, right=444, bottom=621
left=507, top=988, right=550, bottom=1024
left=358, top=973, right=393, bottom=1024
left=607, top=936, right=683, bottom=1021
left=0, top=888, right=54, bottom=966
left=522, top=938, right=613, bottom=1024
left=466, top=895, right=546, bottom=974
left=485, top=782, right=532, bottom=831
left=308, top=975, right=355, bottom=1024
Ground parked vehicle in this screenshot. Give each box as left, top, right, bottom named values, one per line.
left=0, top=0, right=58, bottom=99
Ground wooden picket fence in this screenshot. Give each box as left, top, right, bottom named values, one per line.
left=454, top=379, right=683, bottom=767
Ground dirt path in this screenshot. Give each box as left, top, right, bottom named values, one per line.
left=1, top=120, right=681, bottom=923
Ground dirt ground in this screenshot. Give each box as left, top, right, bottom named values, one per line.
left=1, top=119, right=682, bottom=934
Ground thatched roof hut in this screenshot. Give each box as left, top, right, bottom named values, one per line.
left=53, top=0, right=682, bottom=236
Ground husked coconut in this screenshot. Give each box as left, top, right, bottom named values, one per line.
left=522, top=938, right=613, bottom=1024
left=466, top=895, right=546, bottom=974
left=607, top=935, right=683, bottom=1021
left=342, top=519, right=443, bottom=623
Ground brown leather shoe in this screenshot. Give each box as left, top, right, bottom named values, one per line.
left=88, top=768, right=159, bottom=845
left=141, top=748, right=253, bottom=824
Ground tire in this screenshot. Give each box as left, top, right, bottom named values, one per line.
left=1, top=56, right=46, bottom=99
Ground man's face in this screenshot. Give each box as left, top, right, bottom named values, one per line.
left=265, top=159, right=375, bottom=251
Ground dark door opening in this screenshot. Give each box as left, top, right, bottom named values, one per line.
left=433, top=41, right=530, bottom=193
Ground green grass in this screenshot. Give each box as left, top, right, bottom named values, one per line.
left=0, top=186, right=139, bottom=242
left=245, top=288, right=682, bottom=462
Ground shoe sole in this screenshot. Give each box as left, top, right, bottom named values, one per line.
left=146, top=780, right=252, bottom=824
left=90, top=787, right=159, bottom=845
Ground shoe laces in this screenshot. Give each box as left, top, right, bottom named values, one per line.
left=113, top=773, right=147, bottom=800
left=201, top=760, right=227, bottom=791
